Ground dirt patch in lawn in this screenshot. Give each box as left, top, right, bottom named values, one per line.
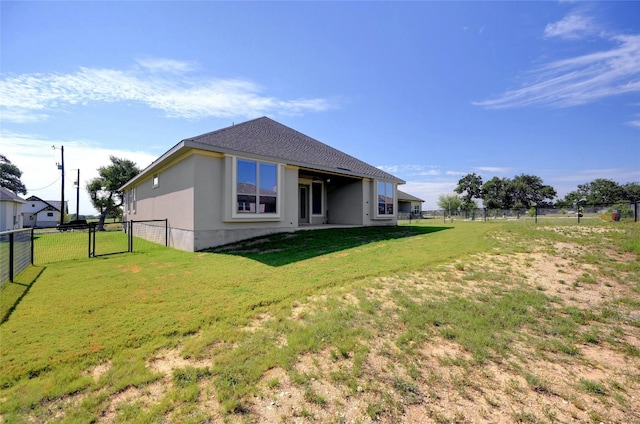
left=35, top=231, right=638, bottom=423
left=233, top=238, right=640, bottom=423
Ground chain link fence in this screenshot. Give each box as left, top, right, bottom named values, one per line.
left=1, top=220, right=168, bottom=286
left=0, top=228, right=33, bottom=287
left=412, top=203, right=639, bottom=223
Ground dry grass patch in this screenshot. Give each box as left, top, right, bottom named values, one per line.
left=230, top=228, right=639, bottom=423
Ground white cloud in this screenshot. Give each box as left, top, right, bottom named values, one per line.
left=1, top=130, right=158, bottom=215
left=475, top=166, right=510, bottom=174
left=544, top=14, right=595, bottom=39
left=0, top=59, right=335, bottom=123
left=377, top=164, right=442, bottom=177
left=135, top=57, right=198, bottom=73
left=474, top=29, right=640, bottom=109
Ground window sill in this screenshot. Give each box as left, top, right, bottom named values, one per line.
left=227, top=214, right=282, bottom=222
left=372, top=215, right=395, bottom=220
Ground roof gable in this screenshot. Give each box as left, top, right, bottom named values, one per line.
left=23, top=196, right=67, bottom=213
left=184, top=117, right=404, bottom=183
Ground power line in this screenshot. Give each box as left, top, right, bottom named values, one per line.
left=27, top=176, right=61, bottom=191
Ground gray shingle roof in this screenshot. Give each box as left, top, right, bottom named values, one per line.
left=397, top=190, right=425, bottom=202
left=184, top=117, right=404, bottom=183
left=0, top=186, right=26, bottom=202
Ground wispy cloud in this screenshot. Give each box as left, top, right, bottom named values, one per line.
left=474, top=20, right=640, bottom=109
left=544, top=14, right=596, bottom=39
left=135, top=57, right=198, bottom=73
left=377, top=164, right=442, bottom=177
left=475, top=166, right=510, bottom=174
left=0, top=59, right=335, bottom=123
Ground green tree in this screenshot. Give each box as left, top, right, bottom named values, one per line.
left=0, top=154, right=27, bottom=195
left=509, top=174, right=556, bottom=209
left=622, top=182, right=640, bottom=202
left=454, top=173, right=483, bottom=210
left=437, top=193, right=462, bottom=216
left=481, top=177, right=512, bottom=209
left=561, top=179, right=624, bottom=206
left=87, top=156, right=140, bottom=231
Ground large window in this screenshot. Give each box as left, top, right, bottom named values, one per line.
left=236, top=159, right=278, bottom=214
left=377, top=181, right=394, bottom=216
left=312, top=182, right=323, bottom=215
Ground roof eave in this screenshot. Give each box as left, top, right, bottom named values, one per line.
left=120, top=139, right=405, bottom=191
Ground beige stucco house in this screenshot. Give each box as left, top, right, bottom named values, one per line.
left=121, top=117, right=405, bottom=252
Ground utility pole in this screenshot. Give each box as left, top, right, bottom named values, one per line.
left=60, top=145, right=65, bottom=225
left=74, top=169, right=80, bottom=219
left=53, top=145, right=65, bottom=225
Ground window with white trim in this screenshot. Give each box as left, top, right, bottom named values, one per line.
left=236, top=159, right=278, bottom=214
left=377, top=181, right=394, bottom=216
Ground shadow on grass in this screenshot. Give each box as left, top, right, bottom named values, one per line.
left=207, top=225, right=452, bottom=266
left=1, top=265, right=46, bottom=324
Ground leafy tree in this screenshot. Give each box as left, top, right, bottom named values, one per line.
left=0, top=154, right=27, bottom=195
left=437, top=193, right=462, bottom=216
left=87, top=156, right=140, bottom=231
left=481, top=177, right=512, bottom=209
left=622, top=182, right=640, bottom=202
left=509, top=174, right=556, bottom=209
left=561, top=179, right=625, bottom=206
left=454, top=173, right=483, bottom=210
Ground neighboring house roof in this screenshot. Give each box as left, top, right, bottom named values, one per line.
left=397, top=190, right=425, bottom=203
left=0, top=186, right=26, bottom=203
left=123, top=117, right=404, bottom=189
left=24, top=195, right=67, bottom=214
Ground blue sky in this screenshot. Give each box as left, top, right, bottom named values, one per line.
left=1, top=1, right=639, bottom=214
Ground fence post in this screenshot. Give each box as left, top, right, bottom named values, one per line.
left=30, top=228, right=34, bottom=265
left=91, top=224, right=96, bottom=257
left=165, top=219, right=168, bottom=247
left=130, top=221, right=134, bottom=253
left=9, top=232, right=14, bottom=282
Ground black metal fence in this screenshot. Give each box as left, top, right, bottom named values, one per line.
left=0, top=228, right=33, bottom=287
left=0, top=219, right=168, bottom=286
left=415, top=203, right=639, bottom=223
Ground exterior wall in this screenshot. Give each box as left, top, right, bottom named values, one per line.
left=327, top=180, right=364, bottom=225
left=125, top=153, right=197, bottom=252
left=1, top=201, right=23, bottom=231
left=192, top=158, right=298, bottom=251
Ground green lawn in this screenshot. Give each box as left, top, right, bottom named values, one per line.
left=1, top=219, right=638, bottom=423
